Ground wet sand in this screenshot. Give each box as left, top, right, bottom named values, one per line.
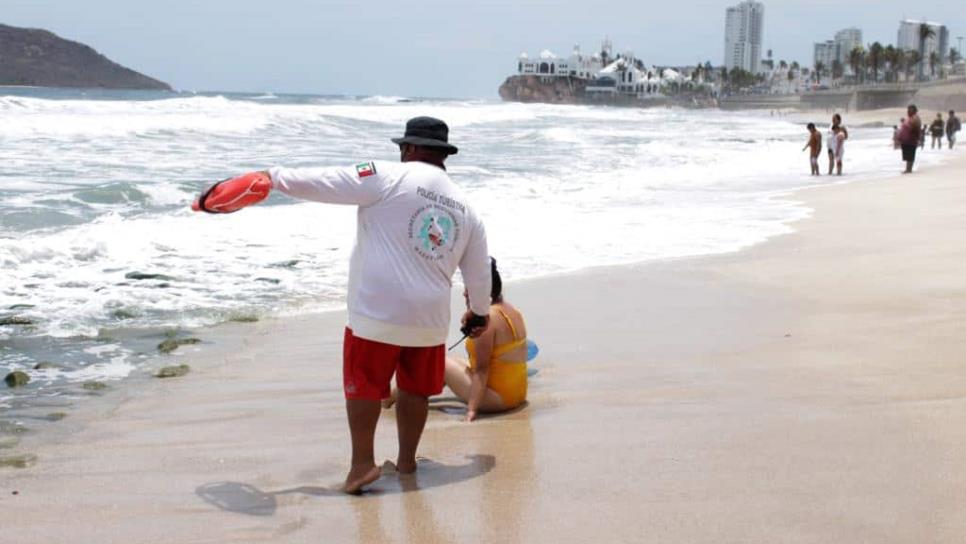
left=4, top=150, right=966, bottom=542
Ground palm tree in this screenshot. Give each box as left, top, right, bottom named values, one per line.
left=848, top=47, right=865, bottom=83
left=929, top=51, right=940, bottom=78
left=868, top=42, right=884, bottom=83
left=950, top=48, right=961, bottom=65
left=918, top=23, right=936, bottom=81
left=884, top=45, right=899, bottom=82
left=832, top=59, right=844, bottom=81
left=814, top=61, right=825, bottom=83
left=905, top=50, right=921, bottom=82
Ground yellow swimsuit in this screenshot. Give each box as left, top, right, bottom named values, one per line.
left=467, top=308, right=528, bottom=408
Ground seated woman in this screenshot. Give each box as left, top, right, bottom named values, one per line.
left=447, top=257, right=528, bottom=421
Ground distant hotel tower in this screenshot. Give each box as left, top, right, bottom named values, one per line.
left=723, top=0, right=765, bottom=74
left=896, top=19, right=949, bottom=61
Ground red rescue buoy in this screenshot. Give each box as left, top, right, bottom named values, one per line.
left=192, top=172, right=272, bottom=214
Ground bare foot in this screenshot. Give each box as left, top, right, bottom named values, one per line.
left=395, top=458, right=418, bottom=474
left=343, top=465, right=381, bottom=495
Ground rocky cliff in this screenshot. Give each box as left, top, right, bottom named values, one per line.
left=0, top=24, right=171, bottom=90
left=499, top=75, right=586, bottom=104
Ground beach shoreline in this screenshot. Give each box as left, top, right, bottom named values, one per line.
left=3, top=135, right=966, bottom=542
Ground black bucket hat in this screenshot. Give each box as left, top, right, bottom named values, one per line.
left=391, top=116, right=458, bottom=155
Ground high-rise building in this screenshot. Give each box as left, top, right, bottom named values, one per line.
left=813, top=28, right=863, bottom=75
left=897, top=19, right=949, bottom=61
left=834, top=27, right=863, bottom=64
left=813, top=41, right=836, bottom=72
left=724, top=1, right=765, bottom=74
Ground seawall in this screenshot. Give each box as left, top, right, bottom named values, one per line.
left=720, top=79, right=966, bottom=112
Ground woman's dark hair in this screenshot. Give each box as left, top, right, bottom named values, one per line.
left=490, top=257, right=503, bottom=303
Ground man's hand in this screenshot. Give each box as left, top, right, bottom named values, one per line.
left=460, top=310, right=489, bottom=338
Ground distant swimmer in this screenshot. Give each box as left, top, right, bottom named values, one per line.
left=193, top=116, right=492, bottom=494
left=898, top=104, right=922, bottom=174
left=826, top=114, right=848, bottom=176
left=802, top=123, right=822, bottom=176
left=930, top=113, right=945, bottom=149
left=947, top=110, right=961, bottom=149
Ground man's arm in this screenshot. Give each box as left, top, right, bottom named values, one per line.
left=266, top=162, right=387, bottom=206
left=459, top=215, right=491, bottom=337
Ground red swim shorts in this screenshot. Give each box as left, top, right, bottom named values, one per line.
left=342, top=328, right=445, bottom=400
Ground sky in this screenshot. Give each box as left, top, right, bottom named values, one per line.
left=3, top=0, right=965, bottom=98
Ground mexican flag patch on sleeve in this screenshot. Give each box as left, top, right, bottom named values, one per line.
left=355, top=161, right=376, bottom=178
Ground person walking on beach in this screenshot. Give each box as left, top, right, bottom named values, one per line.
left=827, top=114, right=848, bottom=176
left=930, top=113, right=945, bottom=149
left=899, top=104, right=922, bottom=174
left=259, top=117, right=491, bottom=493
left=948, top=111, right=961, bottom=149
left=803, top=123, right=822, bottom=176
left=919, top=115, right=927, bottom=149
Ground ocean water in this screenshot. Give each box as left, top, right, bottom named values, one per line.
left=0, top=88, right=947, bottom=412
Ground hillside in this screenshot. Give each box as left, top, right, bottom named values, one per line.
left=0, top=23, right=171, bottom=90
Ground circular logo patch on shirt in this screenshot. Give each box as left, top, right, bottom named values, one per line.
left=409, top=204, right=460, bottom=260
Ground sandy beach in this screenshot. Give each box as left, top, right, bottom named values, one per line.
left=4, top=145, right=966, bottom=542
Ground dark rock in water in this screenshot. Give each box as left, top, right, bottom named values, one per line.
left=229, top=314, right=259, bottom=323
left=125, top=272, right=173, bottom=281
left=46, top=412, right=67, bottom=422
left=157, top=339, right=179, bottom=353
left=7, top=304, right=34, bottom=310
left=157, top=337, right=201, bottom=354
left=82, top=381, right=107, bottom=391
left=0, top=454, right=38, bottom=469
left=0, top=23, right=171, bottom=90
left=0, top=316, right=34, bottom=326
left=33, top=361, right=60, bottom=370
left=0, top=421, right=28, bottom=435
left=155, top=364, right=190, bottom=378
left=255, top=277, right=281, bottom=284
left=269, top=259, right=300, bottom=268
left=4, top=371, right=30, bottom=388
left=111, top=308, right=139, bottom=320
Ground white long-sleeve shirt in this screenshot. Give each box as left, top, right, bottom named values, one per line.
left=269, top=160, right=490, bottom=347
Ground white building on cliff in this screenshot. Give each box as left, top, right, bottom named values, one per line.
left=515, top=41, right=690, bottom=101
left=517, top=44, right=604, bottom=79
